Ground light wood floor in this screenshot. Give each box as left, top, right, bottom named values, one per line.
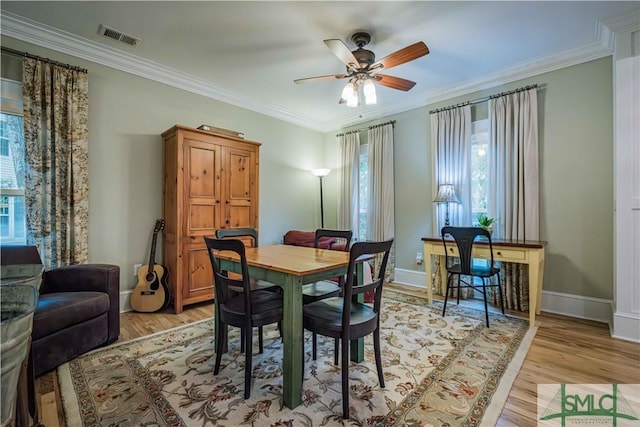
left=35, top=283, right=640, bottom=427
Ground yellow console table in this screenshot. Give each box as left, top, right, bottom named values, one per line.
left=421, top=236, right=546, bottom=326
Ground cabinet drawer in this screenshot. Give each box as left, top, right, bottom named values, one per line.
left=491, top=248, right=526, bottom=262
left=426, top=243, right=526, bottom=262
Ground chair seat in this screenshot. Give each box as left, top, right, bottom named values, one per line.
left=447, top=263, right=501, bottom=278
left=227, top=273, right=280, bottom=293
left=303, top=297, right=377, bottom=339
left=222, top=290, right=283, bottom=325
left=302, top=280, right=340, bottom=303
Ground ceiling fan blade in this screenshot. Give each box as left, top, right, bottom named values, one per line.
left=375, top=74, right=417, bottom=91
left=294, top=74, right=348, bottom=84
left=324, top=39, right=360, bottom=71
left=370, top=41, right=429, bottom=71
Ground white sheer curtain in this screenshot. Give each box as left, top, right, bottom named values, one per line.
left=488, top=87, right=539, bottom=311
left=367, top=123, right=395, bottom=281
left=336, top=132, right=360, bottom=232
left=430, top=105, right=472, bottom=296
left=431, top=105, right=472, bottom=234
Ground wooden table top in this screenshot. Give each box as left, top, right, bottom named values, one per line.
left=214, top=244, right=350, bottom=276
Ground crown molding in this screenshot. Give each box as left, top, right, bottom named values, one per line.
left=0, top=11, right=622, bottom=133
left=0, top=12, right=325, bottom=131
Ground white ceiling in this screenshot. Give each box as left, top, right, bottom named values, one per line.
left=1, top=1, right=638, bottom=132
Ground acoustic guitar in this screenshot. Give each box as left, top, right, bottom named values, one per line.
left=130, top=219, right=170, bottom=313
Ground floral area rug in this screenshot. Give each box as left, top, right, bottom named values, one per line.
left=58, top=291, right=536, bottom=426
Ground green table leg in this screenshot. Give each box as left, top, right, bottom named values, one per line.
left=281, top=274, right=304, bottom=409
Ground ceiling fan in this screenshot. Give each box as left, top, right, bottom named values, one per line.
left=294, top=31, right=429, bottom=107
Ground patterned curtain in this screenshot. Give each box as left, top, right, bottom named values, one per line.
left=487, top=88, right=539, bottom=311
left=22, top=57, right=89, bottom=268
left=367, top=123, right=395, bottom=282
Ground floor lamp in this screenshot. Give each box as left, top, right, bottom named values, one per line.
left=433, top=184, right=461, bottom=227
left=310, top=168, right=331, bottom=228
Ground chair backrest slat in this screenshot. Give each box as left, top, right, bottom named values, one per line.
left=341, top=239, right=394, bottom=325
left=314, top=229, right=352, bottom=252
left=216, top=228, right=259, bottom=247
left=441, top=226, right=495, bottom=274
left=204, top=236, right=253, bottom=317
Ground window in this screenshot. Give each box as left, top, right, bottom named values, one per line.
left=471, top=118, right=489, bottom=225
left=358, top=143, right=368, bottom=242
left=0, top=120, right=9, bottom=156
left=0, top=78, right=26, bottom=245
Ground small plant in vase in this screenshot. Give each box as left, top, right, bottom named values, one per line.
left=477, top=213, right=497, bottom=234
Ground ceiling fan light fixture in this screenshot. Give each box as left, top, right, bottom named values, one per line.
left=295, top=33, right=428, bottom=107
left=363, top=79, right=377, bottom=105
left=341, top=81, right=355, bottom=100
left=346, top=89, right=358, bottom=107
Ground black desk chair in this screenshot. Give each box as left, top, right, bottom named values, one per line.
left=215, top=227, right=281, bottom=353
left=441, top=226, right=505, bottom=327
left=204, top=237, right=283, bottom=399
left=302, top=229, right=353, bottom=361
left=303, top=239, right=393, bottom=419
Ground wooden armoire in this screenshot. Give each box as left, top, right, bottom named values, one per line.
left=161, top=125, right=260, bottom=313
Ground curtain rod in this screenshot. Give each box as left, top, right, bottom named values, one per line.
left=336, top=120, right=395, bottom=137
left=1, top=46, right=88, bottom=73
left=428, top=84, right=539, bottom=114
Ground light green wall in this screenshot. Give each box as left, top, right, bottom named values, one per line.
left=324, top=56, right=614, bottom=300
left=1, top=36, right=328, bottom=291
left=2, top=35, right=614, bottom=301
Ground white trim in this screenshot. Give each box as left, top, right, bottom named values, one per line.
left=120, top=290, right=133, bottom=313
left=394, top=268, right=614, bottom=326
left=612, top=312, right=640, bottom=343
left=540, top=290, right=613, bottom=326
left=0, top=12, right=322, bottom=131
left=394, top=267, right=428, bottom=291
left=0, top=10, right=623, bottom=132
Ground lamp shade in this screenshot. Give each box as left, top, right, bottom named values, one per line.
left=310, top=168, right=331, bottom=177
left=433, top=184, right=461, bottom=203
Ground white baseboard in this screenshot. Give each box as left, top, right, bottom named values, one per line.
left=394, top=268, right=428, bottom=290
left=612, top=311, right=640, bottom=343
left=540, top=290, right=612, bottom=326
left=120, top=290, right=133, bottom=313
left=394, top=268, right=614, bottom=326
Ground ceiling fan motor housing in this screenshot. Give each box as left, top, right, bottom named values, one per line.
left=351, top=31, right=375, bottom=67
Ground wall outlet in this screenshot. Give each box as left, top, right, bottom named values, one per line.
left=134, top=263, right=142, bottom=277
left=415, top=252, right=423, bottom=265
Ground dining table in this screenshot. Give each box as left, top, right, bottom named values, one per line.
left=213, top=243, right=366, bottom=409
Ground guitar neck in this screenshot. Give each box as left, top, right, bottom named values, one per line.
left=147, top=231, right=159, bottom=272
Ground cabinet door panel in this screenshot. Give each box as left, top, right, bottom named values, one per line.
left=227, top=206, right=252, bottom=228
left=228, top=150, right=252, bottom=200
left=184, top=139, right=221, bottom=236
left=223, top=146, right=256, bottom=229
left=189, top=204, right=216, bottom=231
left=183, top=244, right=214, bottom=299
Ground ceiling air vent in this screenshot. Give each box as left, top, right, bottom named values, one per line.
left=97, top=24, right=140, bottom=47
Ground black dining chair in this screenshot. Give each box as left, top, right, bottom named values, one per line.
left=302, top=229, right=353, bottom=362
left=441, top=226, right=505, bottom=327
left=303, top=239, right=393, bottom=419
left=204, top=237, right=283, bottom=399
left=215, top=227, right=281, bottom=353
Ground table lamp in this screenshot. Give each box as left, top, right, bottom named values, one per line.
left=433, top=184, right=461, bottom=226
